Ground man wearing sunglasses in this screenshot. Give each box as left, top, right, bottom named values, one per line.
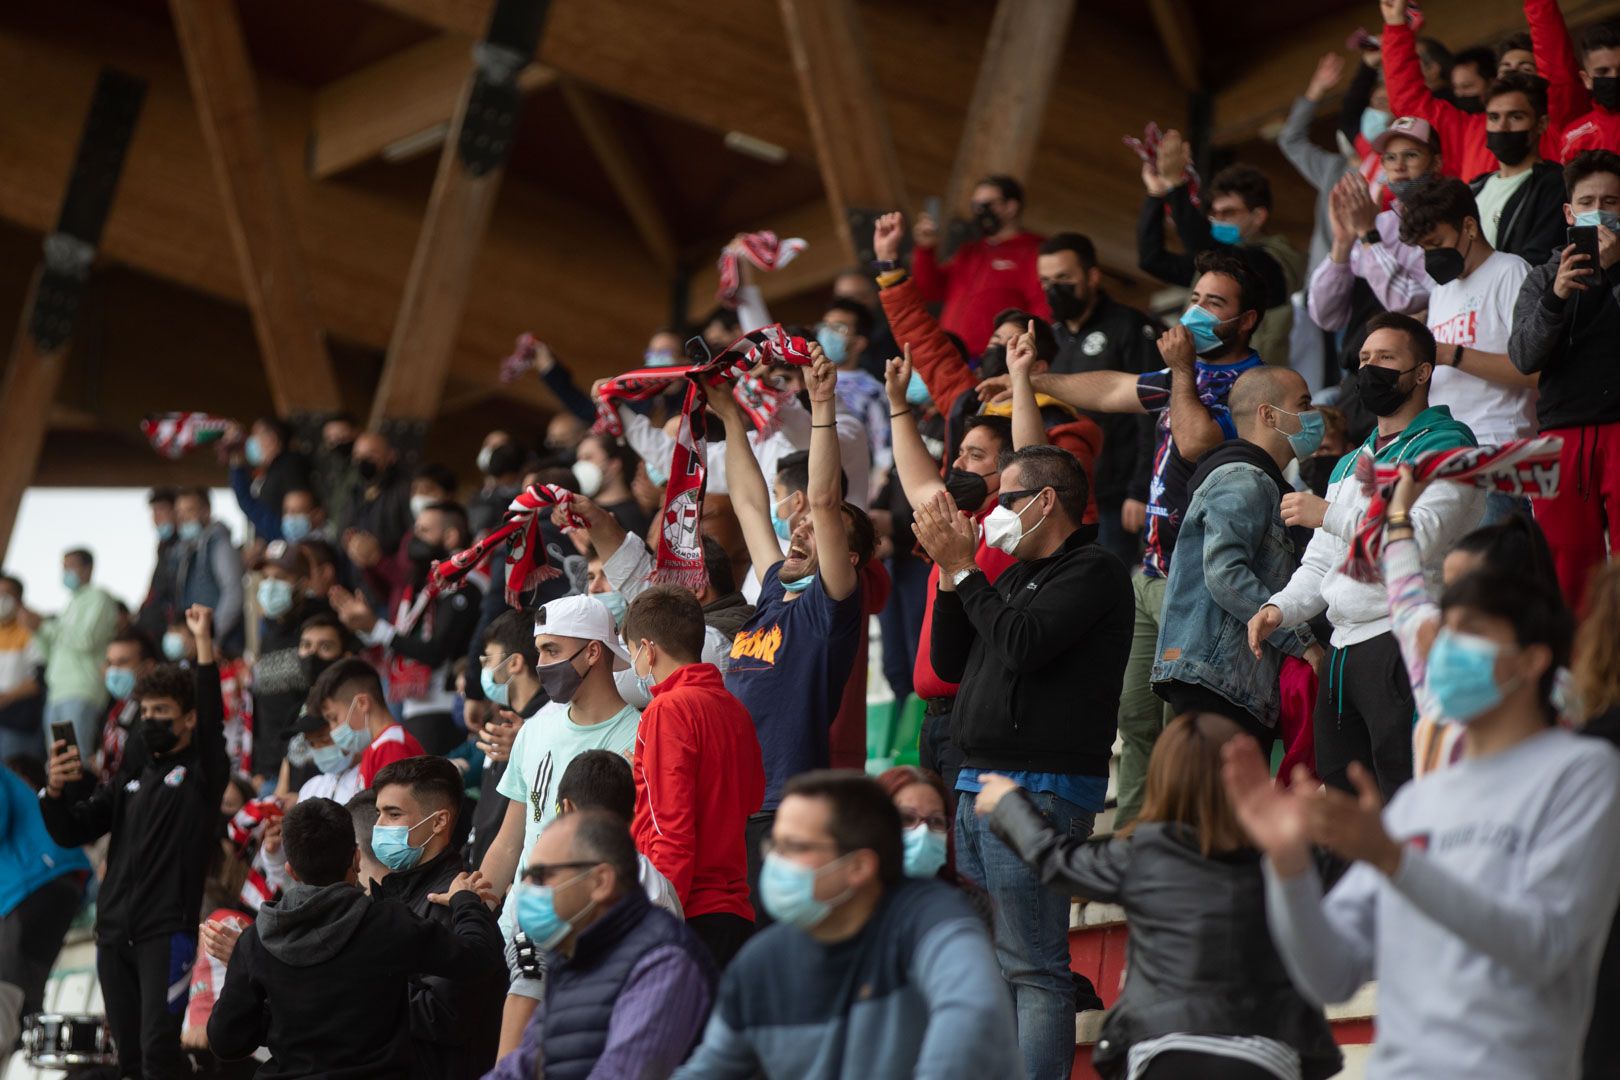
left=912, top=446, right=1134, bottom=1080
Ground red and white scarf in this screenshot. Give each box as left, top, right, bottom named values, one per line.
left=226, top=796, right=282, bottom=849
left=1342, top=436, right=1562, bottom=583
left=1123, top=122, right=1200, bottom=207
left=142, top=412, right=235, bottom=459
left=399, top=484, right=587, bottom=634
left=715, top=231, right=807, bottom=308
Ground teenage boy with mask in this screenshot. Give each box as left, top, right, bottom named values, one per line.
left=42, top=604, right=229, bottom=1080
left=1037, top=230, right=1162, bottom=566
left=371, top=755, right=506, bottom=1080
left=250, top=541, right=331, bottom=782
left=478, top=594, right=640, bottom=1052
left=311, top=657, right=425, bottom=788
left=817, top=297, right=891, bottom=475
left=912, top=446, right=1132, bottom=1080
left=99, top=629, right=158, bottom=782
left=468, top=610, right=543, bottom=868
left=1536, top=12, right=1620, bottom=160
left=1471, top=72, right=1568, bottom=260
left=173, top=489, right=244, bottom=650
left=1511, top=148, right=1620, bottom=609
left=283, top=694, right=364, bottom=807
left=672, top=771, right=1019, bottom=1080
left=980, top=250, right=1267, bottom=828
left=1252, top=313, right=1482, bottom=799
left=1153, top=367, right=1327, bottom=749
left=1398, top=176, right=1538, bottom=522
left=623, top=586, right=765, bottom=968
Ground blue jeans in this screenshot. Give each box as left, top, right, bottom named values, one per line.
left=0, top=724, right=45, bottom=765
left=44, top=696, right=105, bottom=759
left=1481, top=490, right=1532, bottom=526
left=956, top=788, right=1094, bottom=1080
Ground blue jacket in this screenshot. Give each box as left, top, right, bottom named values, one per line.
left=0, top=766, right=89, bottom=918
left=1153, top=440, right=1314, bottom=725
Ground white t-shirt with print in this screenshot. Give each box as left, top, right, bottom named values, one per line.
left=1427, top=249, right=1537, bottom=445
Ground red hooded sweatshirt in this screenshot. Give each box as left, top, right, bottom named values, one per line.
left=911, top=231, right=1049, bottom=355
left=631, top=662, right=765, bottom=920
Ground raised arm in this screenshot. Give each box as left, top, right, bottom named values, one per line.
left=883, top=347, right=948, bottom=507
left=1022, top=369, right=1147, bottom=415
left=1162, top=326, right=1226, bottom=461
left=1006, top=322, right=1048, bottom=450
left=804, top=351, right=857, bottom=602
left=707, top=380, right=784, bottom=583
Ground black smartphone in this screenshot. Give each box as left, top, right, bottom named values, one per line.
left=50, top=720, right=76, bottom=753
left=1568, top=225, right=1600, bottom=282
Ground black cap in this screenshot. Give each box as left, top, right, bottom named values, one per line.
left=292, top=706, right=327, bottom=736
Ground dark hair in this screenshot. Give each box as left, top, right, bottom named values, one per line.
left=1440, top=570, right=1573, bottom=719
left=1453, top=46, right=1497, bottom=84
left=1192, top=249, right=1266, bottom=324
left=1581, top=22, right=1620, bottom=63
left=702, top=536, right=735, bottom=596
left=298, top=537, right=339, bottom=574
left=346, top=789, right=379, bottom=864
left=483, top=609, right=540, bottom=668
left=64, top=548, right=93, bottom=569
left=1037, top=231, right=1097, bottom=271
left=174, top=487, right=210, bottom=507
left=414, top=462, right=458, bottom=494
left=976, top=174, right=1025, bottom=208
left=282, top=485, right=322, bottom=511
left=283, top=797, right=357, bottom=886
left=148, top=486, right=177, bottom=508
left=1485, top=71, right=1548, bottom=118
left=253, top=417, right=293, bottom=446
left=581, top=433, right=641, bottom=484
left=1417, top=36, right=1454, bottom=71
left=134, top=663, right=194, bottom=714
left=1210, top=163, right=1273, bottom=212
left=313, top=657, right=386, bottom=710
left=703, top=307, right=741, bottom=333
left=1363, top=310, right=1438, bottom=370
left=1396, top=177, right=1480, bottom=244
left=567, top=808, right=640, bottom=896
left=0, top=573, right=20, bottom=599
left=372, top=754, right=464, bottom=819
left=421, top=501, right=471, bottom=548
left=1565, top=149, right=1620, bottom=198
left=825, top=297, right=874, bottom=340
left=774, top=450, right=850, bottom=499
left=998, top=445, right=1089, bottom=524
left=841, top=502, right=877, bottom=570
left=111, top=628, right=158, bottom=663
left=1453, top=515, right=1562, bottom=597
left=990, top=309, right=1058, bottom=363
left=298, top=611, right=354, bottom=654
left=623, top=585, right=706, bottom=663
left=961, top=413, right=1014, bottom=456
left=557, top=750, right=635, bottom=820
left=1497, top=31, right=1533, bottom=60
left=783, top=770, right=903, bottom=886
left=485, top=440, right=527, bottom=478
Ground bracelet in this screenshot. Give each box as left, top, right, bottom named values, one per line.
left=889, top=409, right=911, bottom=419
left=811, top=422, right=835, bottom=429
left=1385, top=511, right=1411, bottom=529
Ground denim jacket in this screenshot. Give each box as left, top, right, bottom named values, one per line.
left=1153, top=443, right=1313, bottom=726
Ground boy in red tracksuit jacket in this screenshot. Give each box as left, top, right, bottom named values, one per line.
left=623, top=587, right=765, bottom=971
left=1524, top=0, right=1620, bottom=160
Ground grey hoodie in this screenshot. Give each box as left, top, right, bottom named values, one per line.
left=256, top=882, right=372, bottom=967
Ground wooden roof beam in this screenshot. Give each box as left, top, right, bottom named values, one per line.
left=558, top=79, right=677, bottom=271
left=309, top=34, right=554, bottom=180
left=944, top=0, right=1078, bottom=222
left=168, top=0, right=341, bottom=417
left=1147, top=0, right=1203, bottom=93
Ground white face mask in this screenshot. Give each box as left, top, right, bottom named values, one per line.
left=409, top=495, right=434, bottom=518
left=572, top=460, right=605, bottom=498
left=981, top=492, right=1047, bottom=556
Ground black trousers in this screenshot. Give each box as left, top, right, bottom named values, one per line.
left=743, top=811, right=776, bottom=930
left=1157, top=680, right=1275, bottom=759
left=685, top=913, right=753, bottom=971
left=918, top=699, right=964, bottom=818
left=0, top=872, right=84, bottom=1015
left=1314, top=631, right=1416, bottom=800
left=401, top=710, right=464, bottom=756
left=97, top=932, right=193, bottom=1079
left=1138, top=1049, right=1282, bottom=1079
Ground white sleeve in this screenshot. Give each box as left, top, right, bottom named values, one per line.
left=1264, top=859, right=1379, bottom=1005
left=618, top=405, right=675, bottom=470
left=735, top=284, right=772, bottom=334
left=602, top=534, right=656, bottom=601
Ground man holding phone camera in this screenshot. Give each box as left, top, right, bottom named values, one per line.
left=39, top=603, right=229, bottom=1080
left=1510, top=149, right=1620, bottom=610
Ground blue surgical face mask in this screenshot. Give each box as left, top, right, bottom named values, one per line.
left=1360, top=107, right=1392, bottom=144
left=816, top=325, right=850, bottom=365
left=645, top=461, right=669, bottom=487
left=157, top=521, right=175, bottom=542
left=331, top=700, right=372, bottom=753
left=179, top=521, right=203, bottom=542
left=162, top=631, right=186, bottom=661
left=1209, top=220, right=1243, bottom=246
left=1575, top=209, right=1620, bottom=232
left=244, top=437, right=265, bottom=468
left=515, top=871, right=596, bottom=949
left=904, top=370, right=931, bottom=407
left=902, top=824, right=948, bottom=879
left=644, top=348, right=678, bottom=368
left=1272, top=406, right=1326, bottom=460
left=592, top=591, right=627, bottom=626
left=1179, top=303, right=1235, bottom=357
left=105, top=666, right=136, bottom=701
left=1427, top=628, right=1518, bottom=724
left=630, top=642, right=656, bottom=698
left=258, top=577, right=295, bottom=620
left=281, top=514, right=312, bottom=543
left=770, top=495, right=794, bottom=542
left=760, top=851, right=850, bottom=929
left=371, top=812, right=441, bottom=872
left=480, top=661, right=512, bottom=706
left=310, top=741, right=353, bottom=776
left=781, top=573, right=814, bottom=594
left=62, top=570, right=82, bottom=592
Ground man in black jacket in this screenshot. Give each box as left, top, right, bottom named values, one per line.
left=42, top=604, right=230, bottom=1080
left=250, top=540, right=333, bottom=781
left=208, top=796, right=503, bottom=1079
left=1038, top=231, right=1160, bottom=567
left=912, top=445, right=1133, bottom=1080
left=1469, top=72, right=1566, bottom=262
left=371, top=755, right=506, bottom=1079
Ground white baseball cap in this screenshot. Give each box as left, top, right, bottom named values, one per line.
left=534, top=595, right=631, bottom=670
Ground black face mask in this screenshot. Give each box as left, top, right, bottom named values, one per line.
left=972, top=202, right=1001, bottom=236
left=1357, top=363, right=1418, bottom=416
left=979, top=344, right=1008, bottom=379
left=1485, top=129, right=1533, bottom=168
left=141, top=716, right=180, bottom=756
left=944, top=469, right=990, bottom=513
left=1299, top=456, right=1338, bottom=498
left=1454, top=94, right=1484, bottom=114
left=407, top=537, right=445, bottom=567
left=1424, top=244, right=1467, bottom=285
left=300, top=653, right=335, bottom=687
left=1044, top=283, right=1087, bottom=322
left=1592, top=75, right=1620, bottom=111
left=355, top=458, right=380, bottom=482
left=327, top=439, right=354, bottom=461
left=536, top=645, right=590, bottom=704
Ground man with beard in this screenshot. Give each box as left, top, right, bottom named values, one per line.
left=249, top=541, right=333, bottom=782
left=330, top=502, right=482, bottom=755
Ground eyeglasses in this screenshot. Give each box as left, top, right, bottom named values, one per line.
left=760, top=836, right=840, bottom=860
left=814, top=322, right=853, bottom=338
left=519, top=860, right=600, bottom=886
left=898, top=810, right=948, bottom=833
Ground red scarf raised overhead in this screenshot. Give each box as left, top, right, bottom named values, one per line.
left=142, top=412, right=235, bottom=459
left=399, top=484, right=587, bottom=633
left=716, top=231, right=807, bottom=308
left=1342, top=436, right=1562, bottom=583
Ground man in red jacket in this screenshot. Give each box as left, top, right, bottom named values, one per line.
left=624, top=585, right=765, bottom=969
left=909, top=175, right=1048, bottom=355
left=1523, top=0, right=1620, bottom=160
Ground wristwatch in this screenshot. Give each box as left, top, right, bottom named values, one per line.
left=1361, top=226, right=1381, bottom=246
left=950, top=566, right=982, bottom=588
left=1451, top=344, right=1465, bottom=367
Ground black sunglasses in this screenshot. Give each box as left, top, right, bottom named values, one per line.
left=995, top=487, right=1046, bottom=509
left=519, top=860, right=600, bottom=885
